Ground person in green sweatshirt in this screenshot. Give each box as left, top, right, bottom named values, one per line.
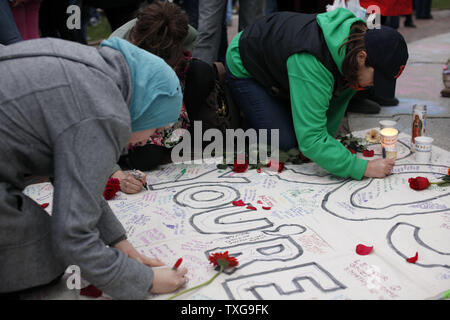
left=225, top=8, right=408, bottom=180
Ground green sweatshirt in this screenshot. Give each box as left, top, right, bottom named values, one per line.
left=226, top=8, right=367, bottom=180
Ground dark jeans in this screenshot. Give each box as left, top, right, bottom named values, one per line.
left=415, top=0, right=432, bottom=18
left=381, top=15, right=400, bottom=29
left=123, top=59, right=216, bottom=171
left=0, top=0, right=22, bottom=45
left=225, top=65, right=298, bottom=151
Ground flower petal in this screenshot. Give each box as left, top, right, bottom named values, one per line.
left=356, top=244, right=373, bottom=255
left=233, top=159, right=248, bottom=173
left=262, top=206, right=271, bottom=210
left=80, top=284, right=103, bottom=298
left=246, top=206, right=257, bottom=210
left=232, top=200, right=246, bottom=207
left=40, top=203, right=49, bottom=209
left=406, top=252, right=418, bottom=263
left=363, top=149, right=374, bottom=157
left=267, top=160, right=284, bottom=173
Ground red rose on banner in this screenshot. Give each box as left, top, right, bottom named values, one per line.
left=233, top=154, right=248, bottom=173
left=408, top=177, right=430, bottom=190
left=103, top=178, right=121, bottom=200
left=267, top=159, right=284, bottom=173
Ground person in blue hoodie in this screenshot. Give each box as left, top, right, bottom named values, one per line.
left=0, top=37, right=188, bottom=299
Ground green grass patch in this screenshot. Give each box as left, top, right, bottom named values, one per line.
left=86, top=15, right=112, bottom=43
left=432, top=0, right=450, bottom=10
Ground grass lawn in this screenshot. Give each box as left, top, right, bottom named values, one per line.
left=86, top=15, right=111, bottom=44
left=433, top=0, right=450, bottom=10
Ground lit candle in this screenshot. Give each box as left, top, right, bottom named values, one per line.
left=380, top=128, right=399, bottom=159
left=380, top=128, right=398, bottom=137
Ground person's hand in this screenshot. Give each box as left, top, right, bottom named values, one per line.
left=150, top=267, right=188, bottom=294
left=364, top=158, right=395, bottom=178
left=114, top=239, right=164, bottom=267
left=111, top=169, right=147, bottom=194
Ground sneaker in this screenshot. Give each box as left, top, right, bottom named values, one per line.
left=347, top=98, right=381, bottom=114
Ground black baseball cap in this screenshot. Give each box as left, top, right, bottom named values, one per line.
left=365, top=26, right=409, bottom=97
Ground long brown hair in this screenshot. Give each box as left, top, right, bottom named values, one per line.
left=338, top=21, right=369, bottom=87
left=130, top=1, right=189, bottom=68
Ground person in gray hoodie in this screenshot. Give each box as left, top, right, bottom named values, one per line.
left=0, top=37, right=188, bottom=299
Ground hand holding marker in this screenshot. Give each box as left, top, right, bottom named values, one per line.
left=173, top=258, right=183, bottom=270
left=132, top=169, right=148, bottom=190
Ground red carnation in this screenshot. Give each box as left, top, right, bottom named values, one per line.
left=408, top=177, right=430, bottom=191
left=363, top=149, right=374, bottom=157
left=209, top=251, right=239, bottom=269
left=233, top=155, right=248, bottom=173
left=267, top=159, right=284, bottom=173
left=103, top=178, right=121, bottom=200
left=347, top=147, right=356, bottom=154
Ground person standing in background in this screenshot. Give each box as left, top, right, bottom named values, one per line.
left=9, top=0, right=42, bottom=40
left=193, top=0, right=263, bottom=65
left=415, top=0, right=432, bottom=19
left=0, top=0, right=22, bottom=45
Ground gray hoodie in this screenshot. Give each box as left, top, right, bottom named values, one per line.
left=0, top=38, right=153, bottom=299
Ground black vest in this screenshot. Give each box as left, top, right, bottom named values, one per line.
left=239, top=12, right=348, bottom=103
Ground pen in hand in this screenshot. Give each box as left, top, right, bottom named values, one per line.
left=132, top=169, right=148, bottom=190
left=172, top=258, right=183, bottom=270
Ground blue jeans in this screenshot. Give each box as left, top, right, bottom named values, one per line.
left=0, top=0, right=22, bottom=45
left=225, top=65, right=298, bottom=151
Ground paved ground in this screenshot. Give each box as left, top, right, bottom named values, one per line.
left=227, top=9, right=450, bottom=150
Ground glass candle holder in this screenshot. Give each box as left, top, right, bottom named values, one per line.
left=380, top=128, right=399, bottom=160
